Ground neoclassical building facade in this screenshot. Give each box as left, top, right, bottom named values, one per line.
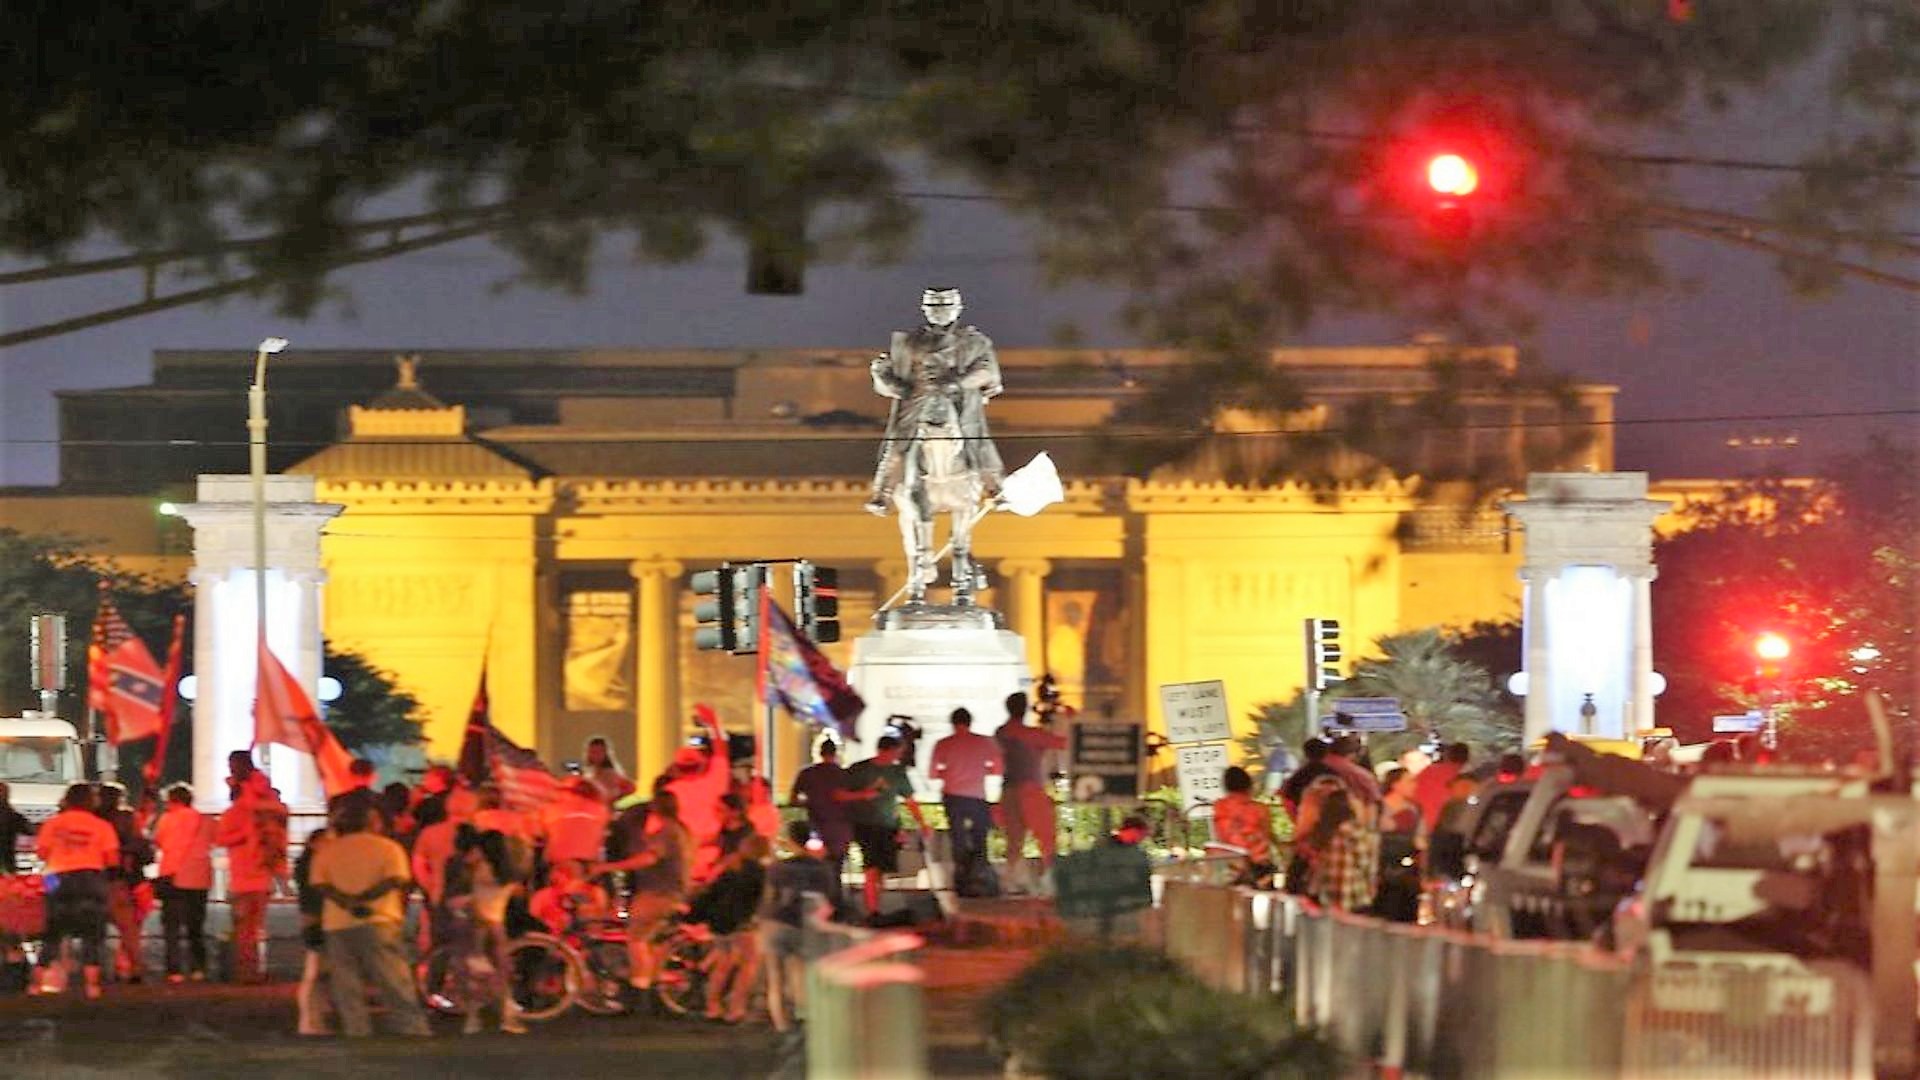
left=20, top=342, right=1634, bottom=780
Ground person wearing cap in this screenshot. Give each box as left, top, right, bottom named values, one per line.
left=839, top=735, right=928, bottom=920
left=864, top=285, right=1006, bottom=514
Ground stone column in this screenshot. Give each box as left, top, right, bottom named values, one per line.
left=1628, top=571, right=1656, bottom=734
left=177, top=475, right=342, bottom=813
left=630, top=558, right=684, bottom=786
left=997, top=558, right=1053, bottom=677
left=1503, top=473, right=1671, bottom=744
left=1519, top=568, right=1553, bottom=744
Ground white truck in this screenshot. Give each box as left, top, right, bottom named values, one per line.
left=0, top=712, right=86, bottom=827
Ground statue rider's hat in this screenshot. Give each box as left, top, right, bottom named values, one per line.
left=921, top=286, right=962, bottom=306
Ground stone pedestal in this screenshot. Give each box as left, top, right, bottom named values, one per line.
left=176, top=475, right=342, bottom=813
left=846, top=604, right=1032, bottom=795
left=1502, top=473, right=1670, bottom=744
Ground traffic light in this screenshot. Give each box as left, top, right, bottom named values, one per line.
left=1752, top=631, right=1791, bottom=664
left=794, top=561, right=841, bottom=644
left=1305, top=617, right=1343, bottom=691
left=692, top=566, right=738, bottom=652
left=1421, top=150, right=1480, bottom=241
left=692, top=563, right=767, bottom=654
left=733, top=564, right=766, bottom=654
left=1426, top=153, right=1480, bottom=197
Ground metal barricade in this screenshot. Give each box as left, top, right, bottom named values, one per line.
left=1622, top=960, right=1872, bottom=1079
left=1159, top=878, right=1246, bottom=991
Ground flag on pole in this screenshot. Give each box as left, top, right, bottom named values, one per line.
left=758, top=595, right=864, bottom=739
left=994, top=451, right=1065, bottom=517
left=252, top=637, right=356, bottom=797
left=456, top=666, right=561, bottom=813
left=142, top=614, right=187, bottom=787
left=86, top=588, right=167, bottom=744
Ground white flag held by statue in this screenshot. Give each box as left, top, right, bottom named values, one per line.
left=995, top=452, right=1064, bottom=517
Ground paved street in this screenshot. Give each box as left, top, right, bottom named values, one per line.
left=0, top=910, right=1029, bottom=1079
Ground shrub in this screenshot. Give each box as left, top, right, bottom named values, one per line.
left=984, top=943, right=1341, bottom=1080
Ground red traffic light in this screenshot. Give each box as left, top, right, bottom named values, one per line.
left=1426, top=153, right=1480, bottom=197
left=1752, top=632, right=1791, bottom=662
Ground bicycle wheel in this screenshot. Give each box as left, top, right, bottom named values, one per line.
left=505, top=933, right=581, bottom=1022
left=574, top=937, right=632, bottom=1016
left=415, top=944, right=466, bottom=1017
left=653, top=931, right=711, bottom=1017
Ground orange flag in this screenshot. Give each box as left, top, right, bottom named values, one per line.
left=252, top=638, right=356, bottom=797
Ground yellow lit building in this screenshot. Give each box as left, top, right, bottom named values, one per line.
left=8, top=342, right=1671, bottom=780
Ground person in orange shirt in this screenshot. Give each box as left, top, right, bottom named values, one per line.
left=664, top=704, right=733, bottom=883
left=151, top=784, right=215, bottom=982
left=33, top=784, right=120, bottom=999
left=1211, top=766, right=1281, bottom=889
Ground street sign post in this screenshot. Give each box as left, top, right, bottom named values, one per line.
left=1174, top=742, right=1229, bottom=813
left=1053, top=842, right=1153, bottom=929
left=1326, top=697, right=1408, bottom=733
left=1159, top=680, right=1231, bottom=744
left=1711, top=711, right=1766, bottom=734
left=1069, top=721, right=1143, bottom=803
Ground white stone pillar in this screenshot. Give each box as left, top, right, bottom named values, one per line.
left=1502, top=473, right=1671, bottom=745
left=1629, top=571, right=1656, bottom=734
left=177, top=475, right=342, bottom=813
left=1519, top=568, right=1553, bottom=744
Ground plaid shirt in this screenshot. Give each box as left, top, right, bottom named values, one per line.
left=1309, top=820, right=1380, bottom=912
left=1212, top=792, right=1276, bottom=865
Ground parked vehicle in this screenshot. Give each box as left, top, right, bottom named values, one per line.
left=1466, top=766, right=1658, bottom=942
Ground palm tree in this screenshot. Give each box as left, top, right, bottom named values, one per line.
left=1342, top=629, right=1519, bottom=759
left=1243, top=628, right=1520, bottom=773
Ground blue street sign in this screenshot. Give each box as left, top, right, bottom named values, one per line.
left=1329, top=698, right=1407, bottom=733
left=1711, top=711, right=1766, bottom=734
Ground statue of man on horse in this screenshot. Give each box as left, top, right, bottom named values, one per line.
left=865, top=286, right=1006, bottom=607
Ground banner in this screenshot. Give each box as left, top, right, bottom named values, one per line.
left=757, top=594, right=864, bottom=739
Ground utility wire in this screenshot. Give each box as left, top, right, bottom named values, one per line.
left=5, top=406, right=1912, bottom=451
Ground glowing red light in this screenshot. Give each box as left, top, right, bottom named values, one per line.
left=1426, top=153, right=1479, bottom=197
left=1753, top=632, right=1791, bottom=662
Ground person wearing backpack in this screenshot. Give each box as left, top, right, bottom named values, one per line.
left=217, top=771, right=286, bottom=984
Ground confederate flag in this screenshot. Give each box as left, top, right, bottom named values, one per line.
left=86, top=589, right=167, bottom=744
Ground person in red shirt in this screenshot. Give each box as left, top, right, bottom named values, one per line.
left=33, top=784, right=120, bottom=999
left=541, top=778, right=611, bottom=867
left=664, top=704, right=733, bottom=883
left=929, top=708, right=1001, bottom=891
left=151, top=783, right=215, bottom=982
left=994, top=692, right=1066, bottom=894
left=217, top=770, right=287, bottom=984
left=1412, top=743, right=1471, bottom=830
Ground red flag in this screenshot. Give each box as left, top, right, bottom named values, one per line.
left=142, top=615, right=187, bottom=787
left=252, top=638, right=356, bottom=797
left=86, top=589, right=167, bottom=744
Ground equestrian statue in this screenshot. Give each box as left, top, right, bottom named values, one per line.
left=865, top=286, right=1006, bottom=607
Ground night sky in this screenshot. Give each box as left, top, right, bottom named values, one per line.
left=0, top=71, right=1912, bottom=488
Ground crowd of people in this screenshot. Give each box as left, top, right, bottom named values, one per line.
left=0, top=702, right=858, bottom=1035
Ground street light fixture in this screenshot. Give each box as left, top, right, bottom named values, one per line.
left=1753, top=632, right=1791, bottom=663
left=249, top=337, right=289, bottom=652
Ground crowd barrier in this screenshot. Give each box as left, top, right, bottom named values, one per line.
left=802, top=899, right=928, bottom=1080
left=1157, top=880, right=1874, bottom=1079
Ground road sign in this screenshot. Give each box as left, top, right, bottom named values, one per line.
left=1328, top=697, right=1408, bottom=733
left=1159, top=680, right=1231, bottom=744
left=1174, top=742, right=1229, bottom=813
left=1069, top=722, right=1143, bottom=803
left=1712, top=711, right=1766, bottom=733
left=1053, top=842, right=1153, bottom=922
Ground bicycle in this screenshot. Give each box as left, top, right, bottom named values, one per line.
left=564, top=908, right=714, bottom=1017
left=416, top=930, right=580, bottom=1023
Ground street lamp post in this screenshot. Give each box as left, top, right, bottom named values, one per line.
left=1752, top=631, right=1791, bottom=750
left=249, top=337, right=289, bottom=678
